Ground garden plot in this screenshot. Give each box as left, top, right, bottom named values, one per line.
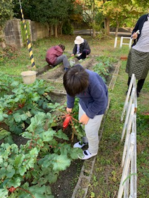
left=0, top=55, right=118, bottom=198
left=37, top=56, right=97, bottom=83
left=34, top=55, right=118, bottom=198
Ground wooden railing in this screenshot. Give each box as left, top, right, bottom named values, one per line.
left=118, top=74, right=137, bottom=198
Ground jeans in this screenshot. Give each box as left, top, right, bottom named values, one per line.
left=54, top=55, right=70, bottom=69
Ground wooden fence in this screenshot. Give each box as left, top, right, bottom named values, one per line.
left=114, top=37, right=132, bottom=48
left=117, top=74, right=137, bottom=198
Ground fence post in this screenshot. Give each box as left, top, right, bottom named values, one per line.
left=130, top=114, right=137, bottom=198
left=121, top=88, right=136, bottom=142
left=118, top=72, right=137, bottom=198
left=121, top=74, right=137, bottom=122
left=121, top=103, right=135, bottom=167
left=117, top=133, right=135, bottom=198
left=114, top=37, right=118, bottom=48
left=120, top=37, right=132, bottom=49
left=120, top=37, right=123, bottom=48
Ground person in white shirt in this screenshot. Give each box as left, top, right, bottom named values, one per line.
left=126, top=14, right=149, bottom=97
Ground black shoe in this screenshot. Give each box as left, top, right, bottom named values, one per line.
left=137, top=92, right=140, bottom=97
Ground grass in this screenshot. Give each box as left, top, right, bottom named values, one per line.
left=86, top=56, right=149, bottom=197
left=1, top=34, right=149, bottom=197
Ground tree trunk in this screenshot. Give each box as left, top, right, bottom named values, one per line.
left=115, top=21, right=119, bottom=37
left=60, top=23, right=63, bottom=35
left=92, top=0, right=96, bottom=37
left=0, top=27, right=6, bottom=48
left=104, top=17, right=110, bottom=35
left=50, top=25, right=54, bottom=36
left=54, top=24, right=58, bottom=38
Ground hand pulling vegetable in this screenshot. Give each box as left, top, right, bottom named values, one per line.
left=63, top=114, right=72, bottom=129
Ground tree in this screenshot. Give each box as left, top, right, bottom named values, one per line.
left=0, top=0, right=14, bottom=47
left=13, top=0, right=77, bottom=38
left=99, top=0, right=148, bottom=36
left=82, top=0, right=101, bottom=37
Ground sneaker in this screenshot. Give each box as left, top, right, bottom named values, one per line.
left=78, top=59, right=83, bottom=63
left=73, top=141, right=88, bottom=149
left=79, top=150, right=97, bottom=160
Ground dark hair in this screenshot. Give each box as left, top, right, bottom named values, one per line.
left=63, top=64, right=89, bottom=97
left=59, top=44, right=65, bottom=51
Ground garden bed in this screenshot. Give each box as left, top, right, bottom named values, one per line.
left=0, top=55, right=118, bottom=198
left=37, top=56, right=118, bottom=198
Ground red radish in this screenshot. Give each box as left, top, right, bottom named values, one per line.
left=63, top=114, right=72, bottom=129
left=18, top=103, right=25, bottom=108
left=9, top=187, right=16, bottom=192
left=7, top=110, right=13, bottom=115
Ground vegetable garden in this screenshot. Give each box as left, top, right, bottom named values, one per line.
left=0, top=39, right=118, bottom=197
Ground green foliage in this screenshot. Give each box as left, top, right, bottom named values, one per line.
left=93, top=56, right=117, bottom=82
left=0, top=111, right=82, bottom=197
left=0, top=72, right=84, bottom=197
left=0, top=0, right=14, bottom=28
left=20, top=21, right=31, bottom=46
left=13, top=0, right=76, bottom=26
left=0, top=128, right=10, bottom=140
left=0, top=76, right=55, bottom=134
left=62, top=21, right=74, bottom=35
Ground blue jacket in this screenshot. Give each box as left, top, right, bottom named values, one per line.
left=132, top=14, right=148, bottom=46
left=67, top=69, right=108, bottom=119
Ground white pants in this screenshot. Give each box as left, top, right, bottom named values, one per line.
left=79, top=104, right=103, bottom=154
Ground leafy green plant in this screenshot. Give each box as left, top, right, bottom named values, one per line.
left=0, top=112, right=82, bottom=198
left=0, top=77, right=55, bottom=134
left=93, top=56, right=117, bottom=82
left=20, top=21, right=31, bottom=46
left=62, top=21, right=74, bottom=35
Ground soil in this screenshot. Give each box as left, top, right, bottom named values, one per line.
left=51, top=159, right=83, bottom=198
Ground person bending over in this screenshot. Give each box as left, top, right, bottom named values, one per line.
left=46, top=44, right=70, bottom=71
left=71, top=36, right=91, bottom=60
left=63, top=64, right=108, bottom=160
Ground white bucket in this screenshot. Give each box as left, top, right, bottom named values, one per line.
left=21, top=71, right=37, bottom=84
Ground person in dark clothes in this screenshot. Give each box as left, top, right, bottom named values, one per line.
left=63, top=64, right=108, bottom=160
left=46, top=44, right=70, bottom=71
left=71, top=36, right=91, bottom=60
left=126, top=14, right=149, bottom=97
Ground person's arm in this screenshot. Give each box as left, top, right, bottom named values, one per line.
left=85, top=83, right=107, bottom=119
left=55, top=46, right=63, bottom=57
left=79, top=114, right=89, bottom=125
left=72, top=45, right=77, bottom=55
left=131, top=15, right=146, bottom=40
left=83, top=40, right=90, bottom=51
left=66, top=94, right=75, bottom=110
left=131, top=21, right=140, bottom=40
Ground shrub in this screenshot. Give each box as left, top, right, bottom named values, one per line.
left=62, top=21, right=74, bottom=35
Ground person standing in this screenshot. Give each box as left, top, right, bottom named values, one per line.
left=71, top=36, right=91, bottom=60
left=63, top=64, right=108, bottom=160
left=126, top=14, right=149, bottom=97
left=46, top=44, right=70, bottom=71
